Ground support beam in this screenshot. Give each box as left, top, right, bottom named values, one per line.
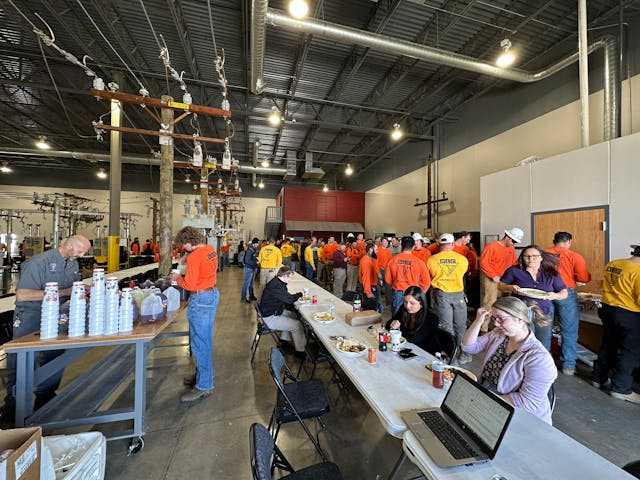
left=159, top=96, right=174, bottom=275
left=108, top=97, right=122, bottom=273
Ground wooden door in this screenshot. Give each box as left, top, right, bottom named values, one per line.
left=533, top=207, right=607, bottom=294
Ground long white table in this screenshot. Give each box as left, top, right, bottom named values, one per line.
left=287, top=273, right=634, bottom=480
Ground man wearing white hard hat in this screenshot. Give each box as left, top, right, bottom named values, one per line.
left=479, top=227, right=523, bottom=331
left=427, top=233, right=470, bottom=363
left=411, top=232, right=431, bottom=263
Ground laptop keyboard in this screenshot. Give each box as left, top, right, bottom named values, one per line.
left=417, top=411, right=479, bottom=459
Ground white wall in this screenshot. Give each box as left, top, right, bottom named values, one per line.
left=0, top=184, right=274, bottom=245
left=366, top=73, right=640, bottom=237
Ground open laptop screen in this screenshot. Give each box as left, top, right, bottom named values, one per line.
left=442, top=373, right=514, bottom=456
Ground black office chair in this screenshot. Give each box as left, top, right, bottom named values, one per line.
left=433, top=328, right=458, bottom=364
left=250, top=304, right=281, bottom=368
left=250, top=423, right=343, bottom=480
left=268, top=348, right=330, bottom=461
left=623, top=460, right=640, bottom=479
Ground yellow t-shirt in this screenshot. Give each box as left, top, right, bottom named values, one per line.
left=280, top=243, right=295, bottom=258
left=258, top=244, right=283, bottom=269
left=602, top=259, right=640, bottom=312
left=427, top=250, right=468, bottom=292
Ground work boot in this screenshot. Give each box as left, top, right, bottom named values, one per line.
left=183, top=375, right=196, bottom=387
left=610, top=391, right=640, bottom=404
left=181, top=387, right=213, bottom=402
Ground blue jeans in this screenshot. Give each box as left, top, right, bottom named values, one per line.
left=187, top=289, right=219, bottom=391
left=554, top=288, right=579, bottom=369
left=371, top=286, right=383, bottom=314
left=291, top=260, right=299, bottom=273
left=304, top=262, right=314, bottom=279
left=392, top=290, right=404, bottom=316
left=241, top=267, right=256, bottom=300
left=533, top=302, right=554, bottom=351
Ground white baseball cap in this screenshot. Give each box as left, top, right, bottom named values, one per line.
left=412, top=232, right=423, bottom=241
left=505, top=227, right=524, bottom=243
left=438, top=233, right=454, bottom=244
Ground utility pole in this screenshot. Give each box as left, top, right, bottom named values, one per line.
left=159, top=95, right=174, bottom=275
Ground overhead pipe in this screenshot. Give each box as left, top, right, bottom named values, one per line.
left=578, top=0, right=590, bottom=147
left=0, top=148, right=289, bottom=177
left=262, top=8, right=619, bottom=139
left=250, top=0, right=269, bottom=93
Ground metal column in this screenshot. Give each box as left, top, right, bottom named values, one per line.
left=108, top=97, right=122, bottom=273
left=159, top=96, right=174, bottom=275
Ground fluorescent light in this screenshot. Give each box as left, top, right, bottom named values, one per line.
left=97, top=169, right=107, bottom=179
left=322, top=184, right=328, bottom=192
left=289, top=0, right=309, bottom=18
left=185, top=174, right=191, bottom=183
left=345, top=163, right=353, bottom=176
left=268, top=106, right=281, bottom=126
left=258, top=179, right=265, bottom=189
left=391, top=123, right=403, bottom=141
left=0, top=163, right=12, bottom=173
left=496, top=38, right=516, bottom=67
left=35, top=137, right=50, bottom=149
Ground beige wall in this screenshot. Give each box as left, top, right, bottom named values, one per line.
left=366, top=73, right=640, bottom=238
left=0, top=184, right=274, bottom=246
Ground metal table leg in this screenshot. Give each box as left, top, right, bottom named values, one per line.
left=15, top=350, right=35, bottom=427
left=133, top=340, right=146, bottom=437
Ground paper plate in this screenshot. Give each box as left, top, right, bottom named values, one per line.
left=335, top=339, right=367, bottom=356
left=517, top=287, right=550, bottom=299
left=313, top=312, right=336, bottom=323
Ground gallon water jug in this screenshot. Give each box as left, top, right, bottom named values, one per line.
left=164, top=283, right=181, bottom=311
left=140, top=289, right=168, bottom=324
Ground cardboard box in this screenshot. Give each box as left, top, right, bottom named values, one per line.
left=0, top=427, right=41, bottom=480
left=344, top=310, right=382, bottom=326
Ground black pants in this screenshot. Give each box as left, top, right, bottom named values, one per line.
left=593, top=303, right=640, bottom=394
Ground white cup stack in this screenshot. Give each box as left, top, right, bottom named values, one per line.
left=104, top=276, right=120, bottom=335
left=68, top=281, right=87, bottom=337
left=40, top=282, right=60, bottom=340
left=119, top=288, right=135, bottom=333
left=88, top=268, right=106, bottom=336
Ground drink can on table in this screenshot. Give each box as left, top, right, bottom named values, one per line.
left=312, top=294, right=318, bottom=304
left=368, top=347, right=377, bottom=364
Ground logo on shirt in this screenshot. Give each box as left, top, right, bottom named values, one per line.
left=49, top=263, right=57, bottom=272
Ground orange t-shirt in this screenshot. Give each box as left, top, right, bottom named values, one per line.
left=479, top=241, right=516, bottom=279
left=385, top=252, right=431, bottom=292
left=427, top=243, right=440, bottom=255
left=347, top=246, right=363, bottom=265
left=356, top=240, right=366, bottom=255
left=178, top=244, right=218, bottom=291
left=359, top=255, right=380, bottom=295
left=453, top=243, right=478, bottom=275
left=546, top=247, right=591, bottom=289
left=377, top=246, right=392, bottom=270
left=131, top=243, right=140, bottom=255
left=412, top=247, right=431, bottom=263
left=323, top=242, right=339, bottom=261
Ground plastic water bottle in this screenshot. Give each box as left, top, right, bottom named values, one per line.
left=329, top=302, right=335, bottom=319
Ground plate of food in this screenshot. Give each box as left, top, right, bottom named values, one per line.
left=517, top=287, right=549, bottom=299
left=443, top=365, right=477, bottom=383
left=313, top=311, right=336, bottom=323
left=335, top=338, right=367, bottom=356
left=297, top=296, right=312, bottom=303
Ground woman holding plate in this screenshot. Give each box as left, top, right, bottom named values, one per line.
left=499, top=245, right=567, bottom=350
left=385, top=286, right=440, bottom=354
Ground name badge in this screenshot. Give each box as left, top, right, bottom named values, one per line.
left=49, top=263, right=57, bottom=272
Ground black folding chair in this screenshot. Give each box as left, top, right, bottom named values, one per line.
left=250, top=304, right=281, bottom=368
left=623, top=460, right=640, bottom=479
left=250, top=423, right=343, bottom=480
left=297, top=321, right=347, bottom=388
left=433, top=327, right=459, bottom=364
left=268, top=348, right=330, bottom=461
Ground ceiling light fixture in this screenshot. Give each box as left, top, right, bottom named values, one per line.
left=268, top=106, right=282, bottom=126
left=261, top=159, right=270, bottom=168
left=390, top=123, right=403, bottom=141
left=0, top=163, right=12, bottom=173
left=289, top=0, right=309, bottom=18
left=96, top=169, right=107, bottom=179
left=35, top=136, right=50, bottom=150
left=322, top=184, right=328, bottom=192
left=496, top=38, right=516, bottom=68
left=345, top=163, right=353, bottom=176
left=258, top=178, right=265, bottom=189
left=185, top=174, right=191, bottom=183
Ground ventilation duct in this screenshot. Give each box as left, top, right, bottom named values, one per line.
left=252, top=5, right=619, bottom=140
left=284, top=150, right=297, bottom=180
left=250, top=0, right=269, bottom=94
left=302, top=152, right=324, bottom=179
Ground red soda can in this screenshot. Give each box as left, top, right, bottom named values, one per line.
left=368, top=347, right=377, bottom=364
left=312, top=294, right=318, bottom=304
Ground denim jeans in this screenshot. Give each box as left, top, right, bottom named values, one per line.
left=554, top=288, right=579, bottom=369
left=241, top=267, right=256, bottom=300
left=304, top=262, right=314, bottom=279
left=392, top=290, right=404, bottom=316
left=291, top=260, right=299, bottom=273
left=369, top=286, right=383, bottom=314
left=186, top=289, right=219, bottom=391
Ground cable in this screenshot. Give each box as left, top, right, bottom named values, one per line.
left=75, top=0, right=149, bottom=96
left=138, top=0, right=163, bottom=51
left=206, top=0, right=219, bottom=57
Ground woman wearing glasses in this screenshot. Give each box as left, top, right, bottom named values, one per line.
left=462, top=297, right=557, bottom=424
left=499, top=245, right=567, bottom=350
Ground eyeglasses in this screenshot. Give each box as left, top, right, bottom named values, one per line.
left=491, top=314, right=514, bottom=324
left=522, top=254, right=542, bottom=259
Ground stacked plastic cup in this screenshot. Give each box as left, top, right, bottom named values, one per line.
left=88, top=268, right=106, bottom=336
left=119, top=288, right=135, bottom=333
left=40, top=282, right=60, bottom=340
left=104, top=276, right=120, bottom=335
left=68, top=281, right=87, bottom=337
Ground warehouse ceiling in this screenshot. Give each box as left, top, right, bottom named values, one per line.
left=0, top=0, right=638, bottom=193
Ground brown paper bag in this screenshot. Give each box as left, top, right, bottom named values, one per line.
left=344, top=310, right=382, bottom=326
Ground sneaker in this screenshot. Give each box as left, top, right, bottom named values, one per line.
left=592, top=379, right=612, bottom=389
left=610, top=391, right=640, bottom=404
left=562, top=368, right=575, bottom=376
left=245, top=299, right=252, bottom=304
left=181, top=387, right=213, bottom=402
left=183, top=375, right=196, bottom=387
left=249, top=296, right=258, bottom=301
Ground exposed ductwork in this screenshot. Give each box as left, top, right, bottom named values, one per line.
left=252, top=6, right=619, bottom=140
left=250, top=0, right=269, bottom=94
left=0, top=148, right=288, bottom=177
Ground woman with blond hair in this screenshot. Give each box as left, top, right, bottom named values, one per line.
left=462, top=296, right=557, bottom=424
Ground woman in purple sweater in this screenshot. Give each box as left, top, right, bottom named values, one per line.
left=462, top=296, right=558, bottom=424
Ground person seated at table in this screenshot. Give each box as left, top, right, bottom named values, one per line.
left=385, top=286, right=440, bottom=354
left=259, top=266, right=306, bottom=358
left=461, top=296, right=557, bottom=424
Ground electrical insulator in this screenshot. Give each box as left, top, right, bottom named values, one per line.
left=193, top=142, right=203, bottom=167
left=93, top=77, right=105, bottom=92
left=221, top=99, right=230, bottom=111
left=183, top=92, right=192, bottom=105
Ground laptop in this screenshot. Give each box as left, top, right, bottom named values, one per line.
left=401, top=372, right=514, bottom=468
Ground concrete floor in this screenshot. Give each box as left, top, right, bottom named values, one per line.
left=11, top=267, right=638, bottom=479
